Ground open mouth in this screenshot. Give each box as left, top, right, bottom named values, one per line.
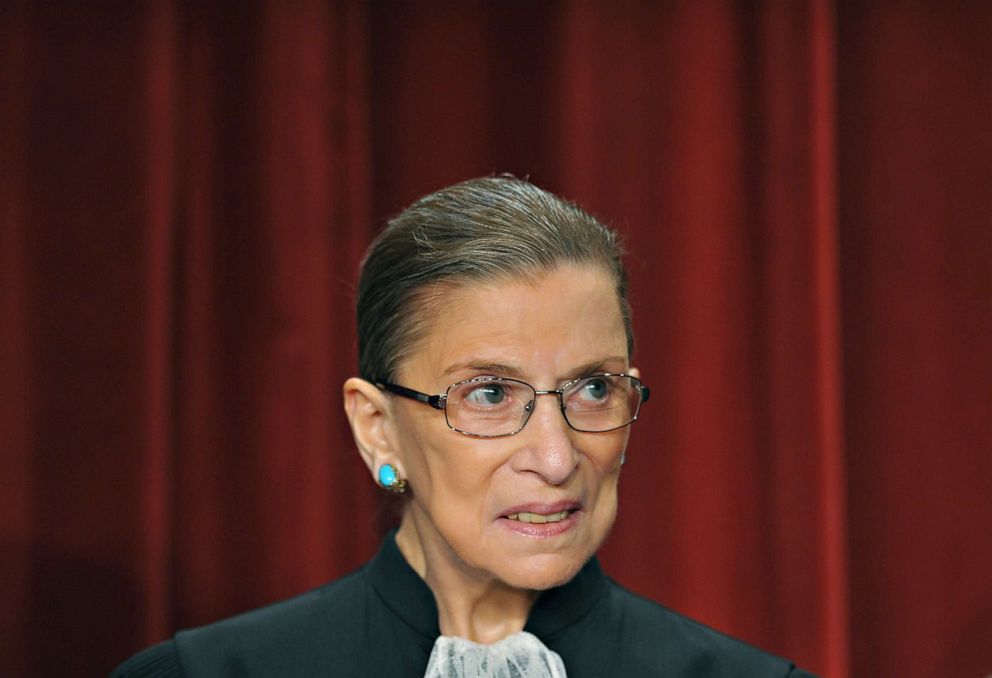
left=504, top=510, right=572, bottom=524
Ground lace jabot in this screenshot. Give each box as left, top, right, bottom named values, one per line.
left=423, top=631, right=568, bottom=678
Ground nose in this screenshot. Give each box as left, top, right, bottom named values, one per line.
left=512, top=393, right=578, bottom=485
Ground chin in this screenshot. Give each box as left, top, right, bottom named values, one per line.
left=496, top=552, right=589, bottom=591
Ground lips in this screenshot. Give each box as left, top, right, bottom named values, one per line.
left=497, top=502, right=582, bottom=538
left=505, top=510, right=572, bottom=524
left=499, top=501, right=581, bottom=522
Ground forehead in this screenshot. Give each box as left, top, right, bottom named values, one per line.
left=398, top=264, right=628, bottom=386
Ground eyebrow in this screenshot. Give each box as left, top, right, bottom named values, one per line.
left=443, top=361, right=527, bottom=378
left=562, top=357, right=629, bottom=381
left=442, top=356, right=628, bottom=382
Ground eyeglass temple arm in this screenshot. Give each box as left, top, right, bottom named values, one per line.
left=376, top=381, right=446, bottom=410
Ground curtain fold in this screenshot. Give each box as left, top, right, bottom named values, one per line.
left=2, top=2, right=990, bottom=677
left=167, top=0, right=379, bottom=627
left=1, top=7, right=33, bottom=674
left=837, top=3, right=992, bottom=676
left=135, top=0, right=177, bottom=646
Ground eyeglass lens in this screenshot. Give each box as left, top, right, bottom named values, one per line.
left=444, top=375, right=643, bottom=437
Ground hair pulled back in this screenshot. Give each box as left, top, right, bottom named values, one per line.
left=356, top=176, right=632, bottom=382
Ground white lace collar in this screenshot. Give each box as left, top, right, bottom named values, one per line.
left=424, top=630, right=568, bottom=678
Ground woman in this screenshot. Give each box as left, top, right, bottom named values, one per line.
left=114, top=177, right=815, bottom=677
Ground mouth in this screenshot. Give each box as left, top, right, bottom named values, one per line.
left=504, top=510, right=573, bottom=524
left=497, top=501, right=582, bottom=537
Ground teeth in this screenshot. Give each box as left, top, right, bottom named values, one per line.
left=506, top=511, right=571, bottom=524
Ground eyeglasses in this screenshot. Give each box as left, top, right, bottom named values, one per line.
left=377, top=373, right=649, bottom=438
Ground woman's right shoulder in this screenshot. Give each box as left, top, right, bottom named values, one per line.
left=109, top=566, right=372, bottom=678
left=110, top=640, right=183, bottom=678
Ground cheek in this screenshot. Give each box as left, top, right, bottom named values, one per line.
left=416, top=446, right=512, bottom=559
left=580, top=434, right=627, bottom=517
left=588, top=464, right=621, bottom=513
left=587, top=429, right=629, bottom=472
left=390, top=406, right=445, bottom=492
left=395, top=415, right=501, bottom=512
left=423, top=449, right=492, bottom=507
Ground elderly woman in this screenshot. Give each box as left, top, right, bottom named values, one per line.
left=114, top=177, right=814, bottom=677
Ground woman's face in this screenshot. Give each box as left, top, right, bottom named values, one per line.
left=388, top=263, right=635, bottom=591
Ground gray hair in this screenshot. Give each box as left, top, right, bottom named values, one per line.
left=356, top=176, right=633, bottom=382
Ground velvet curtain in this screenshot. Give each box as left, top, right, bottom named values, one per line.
left=2, top=2, right=990, bottom=677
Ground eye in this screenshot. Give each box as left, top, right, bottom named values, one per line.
left=463, top=382, right=508, bottom=407
left=577, top=377, right=610, bottom=401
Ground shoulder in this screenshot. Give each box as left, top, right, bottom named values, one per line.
left=556, top=578, right=816, bottom=677
left=110, top=640, right=183, bottom=678
left=180, top=567, right=368, bottom=645
left=604, top=580, right=815, bottom=676
left=111, top=568, right=369, bottom=678
left=617, top=583, right=787, bottom=668
left=180, top=568, right=371, bottom=676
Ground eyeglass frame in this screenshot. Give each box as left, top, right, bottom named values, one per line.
left=375, top=373, right=650, bottom=438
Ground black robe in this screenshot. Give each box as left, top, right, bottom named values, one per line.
left=111, top=531, right=816, bottom=677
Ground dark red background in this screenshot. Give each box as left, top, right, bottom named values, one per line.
left=2, top=2, right=990, bottom=677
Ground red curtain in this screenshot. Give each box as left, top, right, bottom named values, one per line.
left=2, top=2, right=990, bottom=677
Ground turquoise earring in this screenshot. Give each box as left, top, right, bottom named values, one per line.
left=378, top=463, right=407, bottom=494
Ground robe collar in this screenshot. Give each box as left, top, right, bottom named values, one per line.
left=366, top=529, right=608, bottom=642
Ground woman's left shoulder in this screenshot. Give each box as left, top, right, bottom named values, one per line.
left=559, top=579, right=818, bottom=677
left=109, top=640, right=183, bottom=678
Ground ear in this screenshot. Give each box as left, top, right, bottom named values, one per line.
left=343, top=377, right=402, bottom=485
left=628, top=366, right=640, bottom=379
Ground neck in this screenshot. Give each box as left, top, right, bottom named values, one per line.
left=396, top=510, right=539, bottom=644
